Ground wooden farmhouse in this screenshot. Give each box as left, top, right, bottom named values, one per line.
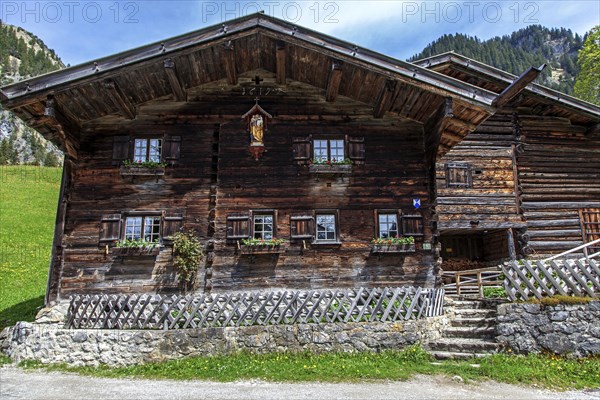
left=1, top=14, right=599, bottom=303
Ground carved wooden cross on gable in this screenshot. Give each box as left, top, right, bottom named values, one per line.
left=253, top=75, right=263, bottom=85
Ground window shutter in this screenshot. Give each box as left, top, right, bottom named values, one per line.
left=290, top=215, right=314, bottom=240
left=163, top=135, right=181, bottom=165
left=347, top=136, right=365, bottom=163
left=162, top=213, right=184, bottom=243
left=445, top=163, right=471, bottom=188
left=226, top=214, right=251, bottom=240
left=112, top=136, right=130, bottom=165
left=99, top=214, right=122, bottom=243
left=402, top=215, right=424, bottom=236
left=292, top=136, right=312, bottom=164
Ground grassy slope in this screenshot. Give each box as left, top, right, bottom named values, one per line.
left=0, top=166, right=61, bottom=328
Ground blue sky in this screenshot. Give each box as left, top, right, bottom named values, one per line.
left=1, top=1, right=599, bottom=66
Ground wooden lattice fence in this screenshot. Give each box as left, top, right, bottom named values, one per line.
left=502, top=258, right=600, bottom=301
left=66, top=287, right=445, bottom=330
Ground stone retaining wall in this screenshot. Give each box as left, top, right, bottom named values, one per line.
left=496, top=301, right=600, bottom=357
left=0, top=315, right=449, bottom=367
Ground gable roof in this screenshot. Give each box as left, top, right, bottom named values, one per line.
left=413, top=51, right=600, bottom=125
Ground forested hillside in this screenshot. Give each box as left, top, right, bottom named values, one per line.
left=409, top=25, right=584, bottom=95
left=0, top=22, right=64, bottom=166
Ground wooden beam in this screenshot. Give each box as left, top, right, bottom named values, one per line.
left=492, top=64, right=546, bottom=108
left=103, top=79, right=136, bottom=119
left=223, top=40, right=237, bottom=85
left=276, top=41, right=286, bottom=85
left=163, top=59, right=187, bottom=101
left=40, top=95, right=80, bottom=160
left=325, top=61, right=343, bottom=102
left=373, top=79, right=397, bottom=118
left=585, top=123, right=600, bottom=138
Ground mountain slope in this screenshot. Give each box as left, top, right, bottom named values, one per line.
left=409, top=25, right=584, bottom=95
left=0, top=22, right=64, bottom=166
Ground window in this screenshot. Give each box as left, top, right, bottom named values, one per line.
left=124, top=216, right=161, bottom=242
left=378, top=213, right=399, bottom=238
left=292, top=136, right=365, bottom=165
left=99, top=212, right=183, bottom=245
left=253, top=214, right=274, bottom=240
left=134, top=138, right=162, bottom=163
left=445, top=163, right=472, bottom=188
left=314, top=139, right=345, bottom=163
left=226, top=211, right=277, bottom=241
left=112, top=135, right=181, bottom=166
left=316, top=213, right=337, bottom=242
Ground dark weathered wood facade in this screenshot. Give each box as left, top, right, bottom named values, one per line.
left=416, top=53, right=600, bottom=267
left=2, top=16, right=599, bottom=300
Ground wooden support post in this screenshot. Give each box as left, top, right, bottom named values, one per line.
left=103, top=79, right=136, bottom=119
left=373, top=79, right=397, bottom=118
left=275, top=41, right=286, bottom=85
left=492, top=64, right=546, bottom=108
left=325, top=61, right=343, bottom=102
left=223, top=40, right=237, bottom=85
left=507, top=228, right=516, bottom=261
left=46, top=159, right=71, bottom=304
left=163, top=59, right=187, bottom=101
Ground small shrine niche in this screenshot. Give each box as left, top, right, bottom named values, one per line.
left=242, top=99, right=272, bottom=161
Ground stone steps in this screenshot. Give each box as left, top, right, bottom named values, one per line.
left=443, top=326, right=496, bottom=339
left=428, top=338, right=500, bottom=353
left=426, top=298, right=500, bottom=360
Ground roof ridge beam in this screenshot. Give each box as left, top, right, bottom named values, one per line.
left=492, top=64, right=546, bottom=108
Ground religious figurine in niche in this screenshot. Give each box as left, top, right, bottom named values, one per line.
left=250, top=114, right=264, bottom=144
left=242, top=100, right=272, bottom=161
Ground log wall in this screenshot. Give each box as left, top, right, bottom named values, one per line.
left=517, top=116, right=600, bottom=255
left=57, top=115, right=437, bottom=298
left=436, top=114, right=523, bottom=231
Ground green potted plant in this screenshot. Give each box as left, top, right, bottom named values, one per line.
left=308, top=158, right=352, bottom=174
left=113, top=238, right=161, bottom=255
left=371, top=236, right=416, bottom=253
left=119, top=159, right=168, bottom=176
left=239, top=237, right=287, bottom=254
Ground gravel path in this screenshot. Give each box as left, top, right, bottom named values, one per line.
left=1, top=365, right=599, bottom=400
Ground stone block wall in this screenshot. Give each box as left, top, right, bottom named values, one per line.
left=0, top=315, right=449, bottom=367
left=496, top=301, right=600, bottom=357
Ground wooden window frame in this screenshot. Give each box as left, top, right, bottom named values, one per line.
left=252, top=210, right=278, bottom=240
left=123, top=211, right=163, bottom=242
left=313, top=138, right=345, bottom=163
left=133, top=137, right=162, bottom=163
left=445, top=163, right=472, bottom=188
left=314, top=210, right=341, bottom=244
left=375, top=210, right=401, bottom=239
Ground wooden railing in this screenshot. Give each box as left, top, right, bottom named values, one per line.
left=442, top=267, right=503, bottom=297
left=66, top=286, right=445, bottom=330
left=502, top=258, right=600, bottom=301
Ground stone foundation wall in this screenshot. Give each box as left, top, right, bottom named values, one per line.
left=496, top=301, right=600, bottom=357
left=0, top=315, right=449, bottom=367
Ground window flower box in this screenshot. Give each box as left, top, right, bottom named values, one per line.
left=238, top=238, right=286, bottom=255
left=120, top=165, right=166, bottom=176
left=308, top=164, right=352, bottom=175
left=111, top=246, right=161, bottom=256
left=120, top=160, right=167, bottom=176
left=371, top=243, right=416, bottom=254
left=239, top=244, right=285, bottom=255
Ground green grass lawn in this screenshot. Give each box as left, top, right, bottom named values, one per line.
left=0, top=166, right=61, bottom=329
left=21, top=346, right=600, bottom=390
